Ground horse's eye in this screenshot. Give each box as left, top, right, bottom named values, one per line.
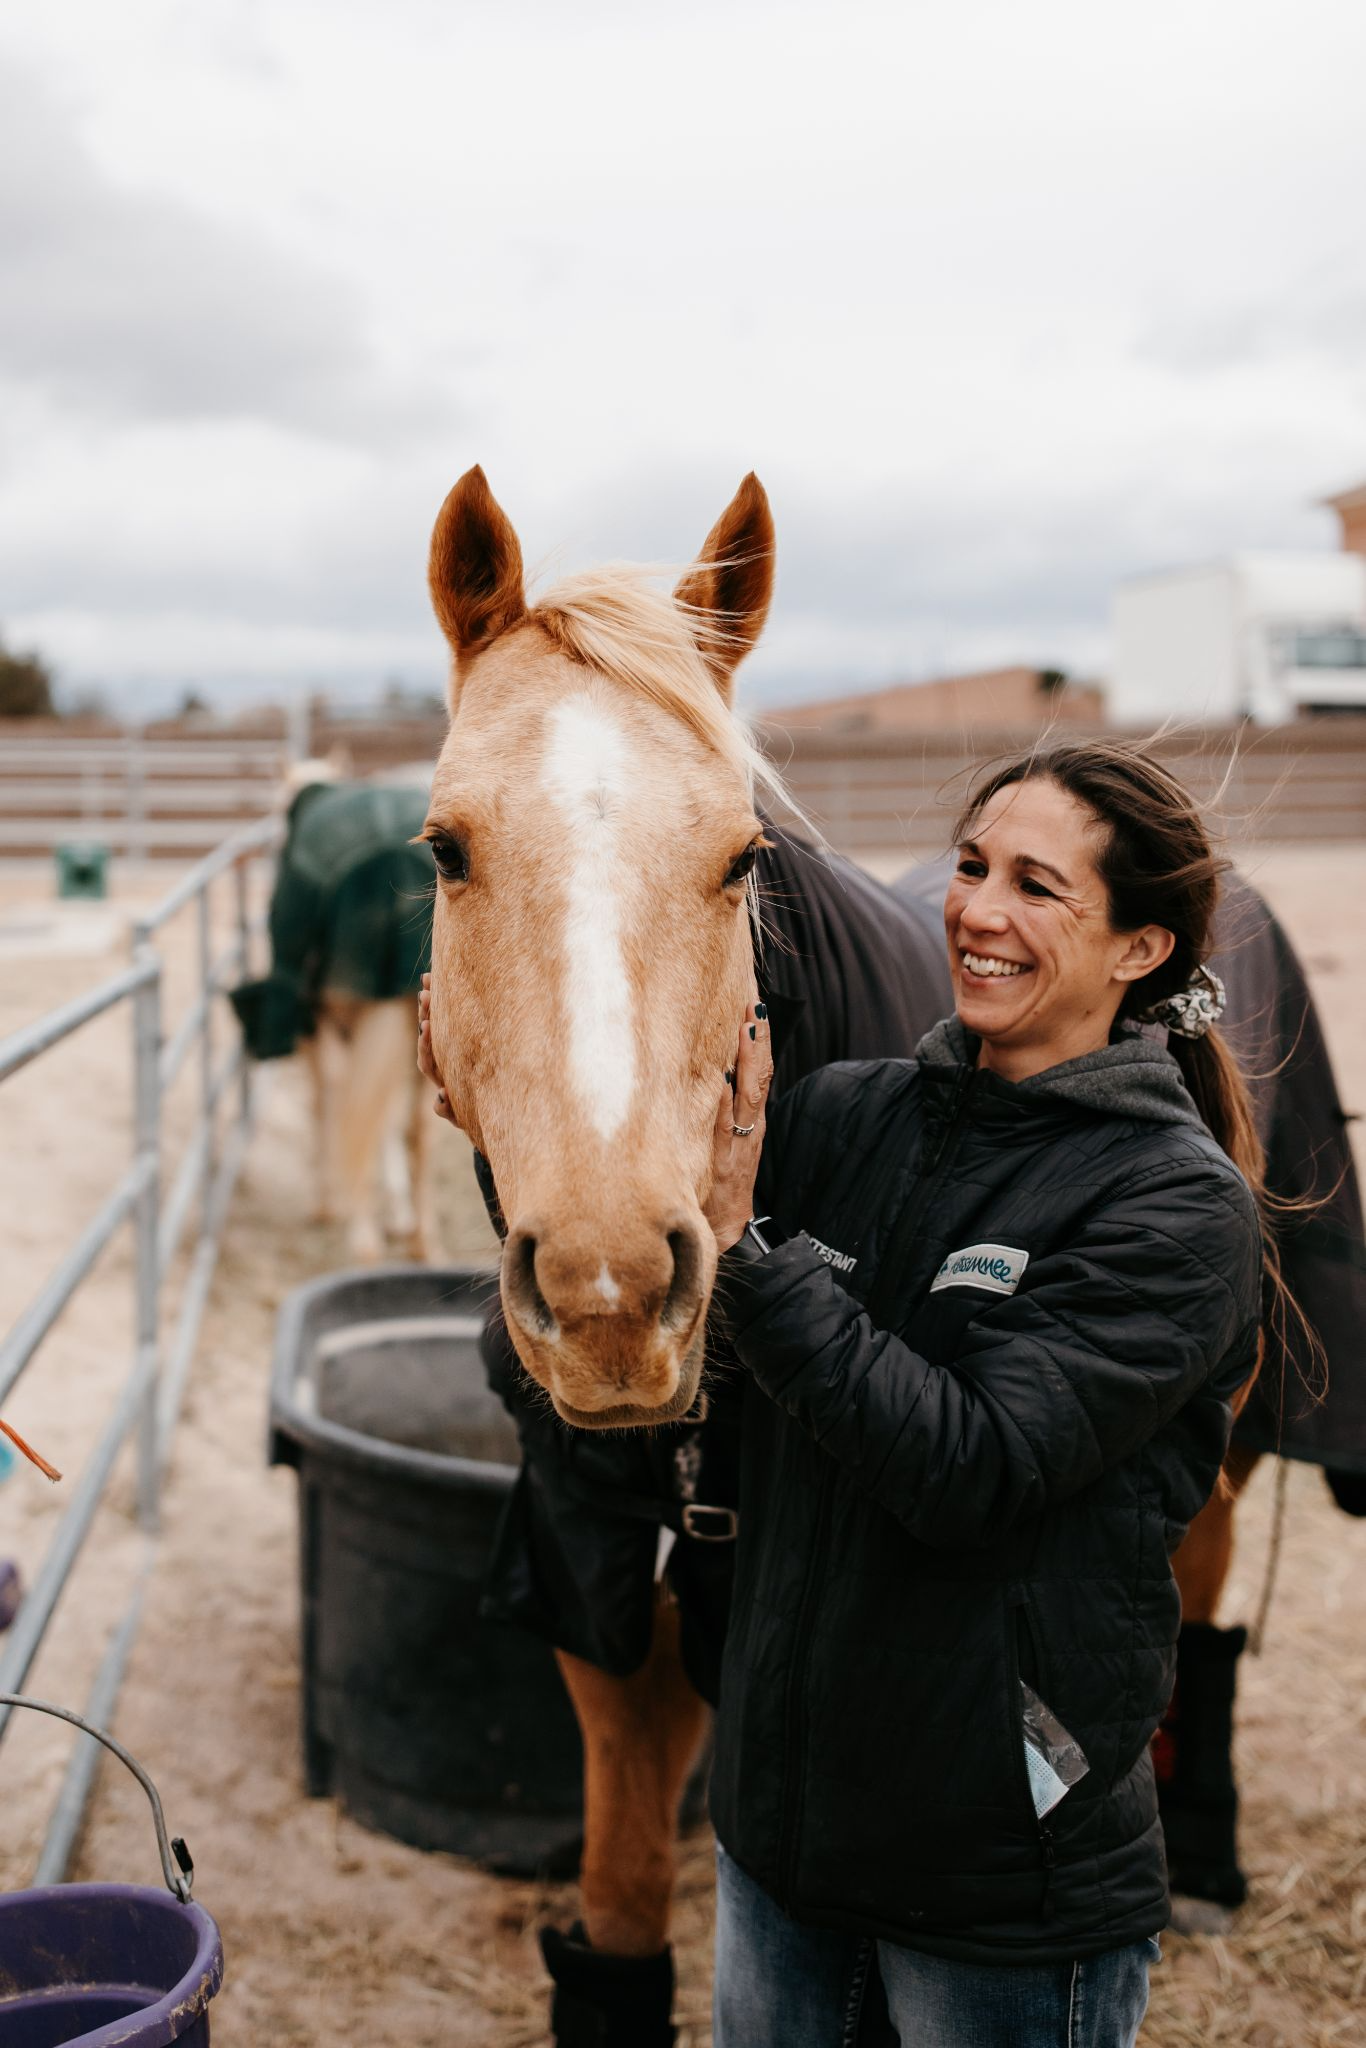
left=723, top=843, right=760, bottom=890
left=428, top=834, right=470, bottom=885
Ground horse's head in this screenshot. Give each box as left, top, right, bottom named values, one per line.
left=424, top=467, right=776, bottom=1428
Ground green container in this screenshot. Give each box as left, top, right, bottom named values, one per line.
left=55, top=842, right=109, bottom=899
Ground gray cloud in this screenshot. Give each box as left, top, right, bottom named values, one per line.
left=539, top=456, right=1332, bottom=700
left=0, top=63, right=458, bottom=443
left=1138, top=259, right=1366, bottom=382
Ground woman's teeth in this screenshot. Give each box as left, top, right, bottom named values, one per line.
left=963, top=952, right=1028, bottom=978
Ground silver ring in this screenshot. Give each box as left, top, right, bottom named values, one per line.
left=730, top=1122, right=756, bottom=1138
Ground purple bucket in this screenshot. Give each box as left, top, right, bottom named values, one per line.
left=0, top=1883, right=223, bottom=2046
left=0, top=1695, right=224, bottom=2046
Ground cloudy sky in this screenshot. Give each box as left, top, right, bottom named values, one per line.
left=2, top=0, right=1364, bottom=717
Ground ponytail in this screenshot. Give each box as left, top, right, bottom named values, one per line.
left=1168, top=1028, right=1263, bottom=1195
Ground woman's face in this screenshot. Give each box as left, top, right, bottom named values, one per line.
left=943, top=777, right=1174, bottom=1081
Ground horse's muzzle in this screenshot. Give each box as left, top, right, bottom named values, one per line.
left=500, top=1211, right=713, bottom=1429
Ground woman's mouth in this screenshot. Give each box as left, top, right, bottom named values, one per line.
left=961, top=949, right=1032, bottom=981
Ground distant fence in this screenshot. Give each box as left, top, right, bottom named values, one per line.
left=759, top=717, right=1366, bottom=855
left=5, top=710, right=1366, bottom=866
left=0, top=815, right=282, bottom=1881
left=0, top=713, right=448, bottom=860
left=0, top=732, right=289, bottom=859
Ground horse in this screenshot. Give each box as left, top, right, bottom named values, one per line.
left=231, top=773, right=439, bottom=1263
left=421, top=468, right=1366, bottom=2042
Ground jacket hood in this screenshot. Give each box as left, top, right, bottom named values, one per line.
left=915, top=1014, right=1207, bottom=1133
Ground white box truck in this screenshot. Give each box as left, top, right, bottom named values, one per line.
left=1111, top=553, right=1366, bottom=726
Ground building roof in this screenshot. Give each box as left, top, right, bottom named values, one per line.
left=761, top=666, right=1103, bottom=734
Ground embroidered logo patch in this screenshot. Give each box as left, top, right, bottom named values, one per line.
left=930, top=1242, right=1030, bottom=1296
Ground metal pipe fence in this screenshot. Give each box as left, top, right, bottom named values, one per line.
left=0, top=811, right=283, bottom=1881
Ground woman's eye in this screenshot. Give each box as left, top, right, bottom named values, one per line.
left=724, top=843, right=760, bottom=889
left=428, top=834, right=470, bottom=884
left=956, top=858, right=987, bottom=879
left=1020, top=877, right=1053, bottom=899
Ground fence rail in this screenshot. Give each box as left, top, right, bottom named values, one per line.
left=758, top=716, right=1366, bottom=852
left=0, top=812, right=283, bottom=1881
left=0, top=731, right=290, bottom=860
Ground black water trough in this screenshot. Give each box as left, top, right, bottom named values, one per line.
left=268, top=1265, right=584, bottom=1875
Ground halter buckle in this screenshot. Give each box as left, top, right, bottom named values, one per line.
left=680, top=1503, right=738, bottom=1542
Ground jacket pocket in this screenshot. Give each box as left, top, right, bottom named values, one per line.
left=1005, top=1589, right=1044, bottom=1829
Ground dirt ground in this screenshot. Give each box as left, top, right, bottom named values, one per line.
left=2, top=848, right=1365, bottom=2047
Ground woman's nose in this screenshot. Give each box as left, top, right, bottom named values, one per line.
left=961, top=888, right=1011, bottom=931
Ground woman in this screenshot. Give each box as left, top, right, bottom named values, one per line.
left=703, top=740, right=1266, bottom=2048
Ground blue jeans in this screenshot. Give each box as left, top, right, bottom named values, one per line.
left=714, top=1845, right=1157, bottom=2048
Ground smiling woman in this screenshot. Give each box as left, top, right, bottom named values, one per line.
left=946, top=777, right=1175, bottom=1082
left=702, top=738, right=1279, bottom=2048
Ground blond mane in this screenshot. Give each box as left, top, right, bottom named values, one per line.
left=528, top=561, right=794, bottom=820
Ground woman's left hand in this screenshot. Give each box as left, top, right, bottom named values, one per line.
left=703, top=1003, right=773, bottom=1254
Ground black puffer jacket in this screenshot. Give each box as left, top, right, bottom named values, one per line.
left=710, top=1020, right=1261, bottom=1965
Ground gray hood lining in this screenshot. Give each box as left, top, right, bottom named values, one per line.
left=915, top=1015, right=1206, bottom=1131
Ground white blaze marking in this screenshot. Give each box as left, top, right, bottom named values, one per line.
left=595, top=1262, right=621, bottom=1305
left=541, top=698, right=635, bottom=1140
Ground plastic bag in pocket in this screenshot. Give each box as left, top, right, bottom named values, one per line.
left=1020, top=1680, right=1090, bottom=1818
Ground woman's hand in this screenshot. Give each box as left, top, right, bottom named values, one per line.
left=417, top=973, right=459, bottom=1126
left=703, top=1002, right=773, bottom=1255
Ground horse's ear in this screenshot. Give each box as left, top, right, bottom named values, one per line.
left=673, top=473, right=775, bottom=699
left=428, top=466, right=526, bottom=667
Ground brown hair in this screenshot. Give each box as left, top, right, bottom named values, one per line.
left=953, top=736, right=1313, bottom=1395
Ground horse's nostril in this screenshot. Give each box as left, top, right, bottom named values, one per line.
left=661, top=1225, right=704, bottom=1334
left=505, top=1231, right=556, bottom=1337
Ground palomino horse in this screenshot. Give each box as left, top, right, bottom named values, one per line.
left=422, top=469, right=1365, bottom=2042
left=232, top=774, right=439, bottom=1263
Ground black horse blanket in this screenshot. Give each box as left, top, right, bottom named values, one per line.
left=231, top=781, right=435, bottom=1059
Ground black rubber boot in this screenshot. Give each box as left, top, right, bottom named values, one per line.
left=1154, top=1621, right=1248, bottom=1907
left=540, top=1922, right=677, bottom=2048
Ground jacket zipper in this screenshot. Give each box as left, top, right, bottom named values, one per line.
left=776, top=1068, right=981, bottom=1906
left=1012, top=1587, right=1059, bottom=1915
left=868, top=1069, right=980, bottom=1313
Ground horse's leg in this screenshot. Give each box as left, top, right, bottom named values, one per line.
left=540, top=1596, right=708, bottom=2047
left=1160, top=1443, right=1262, bottom=1922
left=335, top=999, right=411, bottom=1264
left=561, top=1598, right=708, bottom=1953
left=304, top=1017, right=339, bottom=1225
left=1172, top=1443, right=1261, bottom=1625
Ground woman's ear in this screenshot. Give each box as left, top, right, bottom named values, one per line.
left=1114, top=925, right=1177, bottom=985
left=673, top=473, right=775, bottom=702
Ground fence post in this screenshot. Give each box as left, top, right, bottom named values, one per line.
left=197, top=884, right=217, bottom=1232
left=131, top=940, right=162, bottom=1529
left=127, top=725, right=147, bottom=880
left=233, top=855, right=253, bottom=1126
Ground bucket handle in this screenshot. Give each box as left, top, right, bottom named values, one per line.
left=0, top=1692, right=195, bottom=1901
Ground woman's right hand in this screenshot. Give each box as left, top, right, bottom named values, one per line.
left=418, top=972, right=459, bottom=1126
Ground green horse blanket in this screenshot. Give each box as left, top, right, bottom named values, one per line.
left=231, top=781, right=435, bottom=1059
